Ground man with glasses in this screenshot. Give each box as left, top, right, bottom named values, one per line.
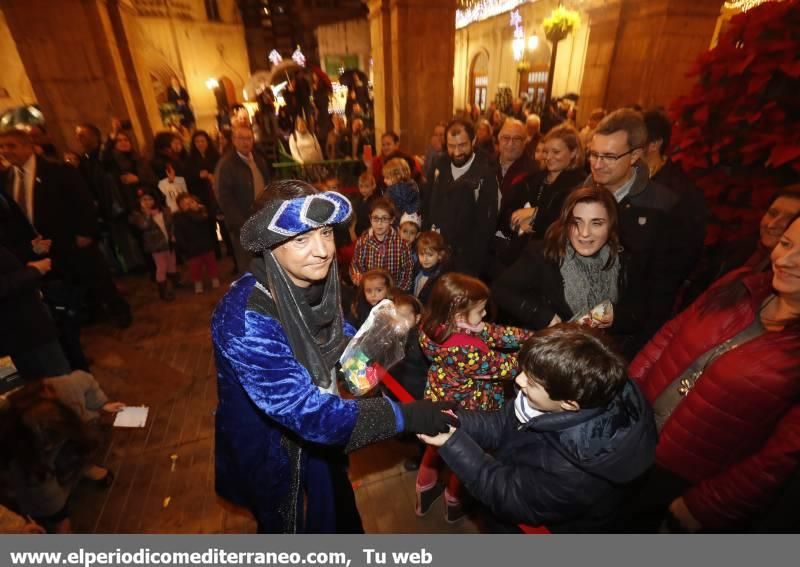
left=585, top=109, right=693, bottom=350
left=215, top=125, right=270, bottom=273
left=422, top=119, right=498, bottom=278
left=496, top=119, right=537, bottom=202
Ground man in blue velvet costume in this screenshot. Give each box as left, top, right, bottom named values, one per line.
left=212, top=179, right=456, bottom=533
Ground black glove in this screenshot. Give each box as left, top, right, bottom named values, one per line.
left=400, top=400, right=459, bottom=435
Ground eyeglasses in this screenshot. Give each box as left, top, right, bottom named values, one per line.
left=499, top=135, right=526, bottom=145
left=587, top=148, right=638, bottom=164
left=370, top=216, right=392, bottom=224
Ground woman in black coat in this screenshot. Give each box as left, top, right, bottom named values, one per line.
left=493, top=187, right=645, bottom=357
left=497, top=125, right=586, bottom=267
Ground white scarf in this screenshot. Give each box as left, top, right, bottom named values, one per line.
left=514, top=390, right=544, bottom=424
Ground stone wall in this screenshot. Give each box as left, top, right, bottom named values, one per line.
left=0, top=0, right=249, bottom=152
left=0, top=9, right=35, bottom=114
left=577, top=0, right=721, bottom=122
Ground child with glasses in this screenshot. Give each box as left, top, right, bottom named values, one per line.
left=349, top=197, right=414, bottom=292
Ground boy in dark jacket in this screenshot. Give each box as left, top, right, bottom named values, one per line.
left=173, top=193, right=220, bottom=294
left=418, top=324, right=657, bottom=532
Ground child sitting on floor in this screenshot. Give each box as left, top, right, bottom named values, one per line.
left=418, top=324, right=657, bottom=533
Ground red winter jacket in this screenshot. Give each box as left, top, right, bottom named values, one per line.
left=629, top=271, right=800, bottom=530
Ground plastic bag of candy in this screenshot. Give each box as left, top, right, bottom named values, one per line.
left=339, top=299, right=413, bottom=396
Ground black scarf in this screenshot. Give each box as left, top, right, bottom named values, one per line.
left=250, top=254, right=348, bottom=389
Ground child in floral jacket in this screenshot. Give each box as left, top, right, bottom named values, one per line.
left=416, top=272, right=533, bottom=523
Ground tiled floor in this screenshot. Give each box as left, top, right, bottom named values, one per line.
left=70, top=259, right=477, bottom=534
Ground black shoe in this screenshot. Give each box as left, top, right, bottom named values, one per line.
left=445, top=499, right=466, bottom=524
left=403, top=458, right=421, bottom=472
left=415, top=483, right=444, bottom=517
left=109, top=303, right=133, bottom=329
left=167, top=272, right=187, bottom=289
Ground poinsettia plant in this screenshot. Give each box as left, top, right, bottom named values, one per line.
left=670, top=0, right=800, bottom=245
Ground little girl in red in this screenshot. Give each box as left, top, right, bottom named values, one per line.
left=416, top=272, right=533, bottom=523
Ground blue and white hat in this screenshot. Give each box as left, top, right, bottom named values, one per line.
left=240, top=190, right=352, bottom=252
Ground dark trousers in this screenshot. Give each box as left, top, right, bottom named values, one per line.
left=618, top=465, right=690, bottom=533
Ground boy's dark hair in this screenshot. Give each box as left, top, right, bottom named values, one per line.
left=368, top=196, right=397, bottom=219
left=643, top=109, right=672, bottom=156
left=519, top=324, right=627, bottom=408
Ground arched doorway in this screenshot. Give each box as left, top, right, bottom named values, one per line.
left=518, top=41, right=551, bottom=111
left=469, top=51, right=489, bottom=112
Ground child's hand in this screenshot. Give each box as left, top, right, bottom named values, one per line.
left=417, top=426, right=456, bottom=447
left=102, top=401, right=125, bottom=413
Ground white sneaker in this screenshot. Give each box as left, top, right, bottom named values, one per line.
left=194, top=282, right=204, bottom=294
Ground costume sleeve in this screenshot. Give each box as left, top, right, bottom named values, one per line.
left=439, top=428, right=591, bottom=527
left=219, top=314, right=397, bottom=450
left=481, top=323, right=534, bottom=350
left=683, top=404, right=800, bottom=530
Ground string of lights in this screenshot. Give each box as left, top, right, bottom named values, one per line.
left=456, top=0, right=536, bottom=29
left=723, top=0, right=776, bottom=11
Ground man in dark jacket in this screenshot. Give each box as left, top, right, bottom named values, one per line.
left=0, top=245, right=70, bottom=381
left=422, top=119, right=499, bottom=278
left=585, top=109, right=693, bottom=344
left=419, top=325, right=656, bottom=532
left=643, top=109, right=707, bottom=278
left=214, top=125, right=270, bottom=272
left=0, top=128, right=131, bottom=332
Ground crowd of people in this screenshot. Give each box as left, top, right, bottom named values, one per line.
left=1, top=91, right=799, bottom=535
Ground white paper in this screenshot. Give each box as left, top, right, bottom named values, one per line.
left=113, top=405, right=149, bottom=428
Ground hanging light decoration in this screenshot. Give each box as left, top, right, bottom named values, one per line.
left=723, top=0, right=777, bottom=11
left=456, top=0, right=533, bottom=29
left=268, top=49, right=283, bottom=66
left=291, top=46, right=306, bottom=67
left=510, top=9, right=526, bottom=60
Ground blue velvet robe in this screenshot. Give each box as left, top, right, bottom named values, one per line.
left=212, top=274, right=360, bottom=533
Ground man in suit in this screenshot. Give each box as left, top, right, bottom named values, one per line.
left=214, top=124, right=270, bottom=273
left=0, top=128, right=131, bottom=337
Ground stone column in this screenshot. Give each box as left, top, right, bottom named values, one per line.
left=0, top=0, right=153, bottom=151
left=367, top=0, right=394, bottom=138
left=578, top=0, right=720, bottom=120
left=368, top=0, right=457, bottom=155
